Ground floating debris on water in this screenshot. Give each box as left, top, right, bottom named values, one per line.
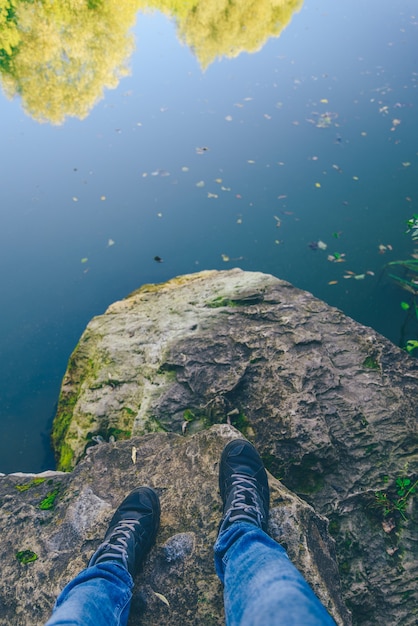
left=308, top=240, right=327, bottom=251
left=327, top=252, right=346, bottom=262
left=378, top=244, right=393, bottom=254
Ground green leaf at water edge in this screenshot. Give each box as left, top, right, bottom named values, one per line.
left=405, top=340, right=418, bottom=353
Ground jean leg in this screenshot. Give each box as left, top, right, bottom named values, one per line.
left=214, top=522, right=336, bottom=626
left=45, top=562, right=133, bottom=626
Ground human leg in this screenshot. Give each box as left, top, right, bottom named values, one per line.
left=45, top=486, right=160, bottom=626
left=45, top=562, right=133, bottom=626
left=215, top=522, right=336, bottom=625
left=215, top=439, right=336, bottom=626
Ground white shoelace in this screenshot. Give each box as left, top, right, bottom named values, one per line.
left=226, top=474, right=265, bottom=526
left=98, top=519, right=142, bottom=568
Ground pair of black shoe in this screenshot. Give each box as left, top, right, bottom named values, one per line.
left=89, top=439, right=270, bottom=577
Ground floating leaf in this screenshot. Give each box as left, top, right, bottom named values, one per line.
left=315, top=182, right=321, bottom=188
left=196, top=181, right=205, bottom=188
left=221, top=254, right=230, bottom=262
left=406, top=340, right=418, bottom=353
left=400, top=301, right=410, bottom=310
left=81, top=258, right=88, bottom=264
left=107, top=239, right=115, bottom=247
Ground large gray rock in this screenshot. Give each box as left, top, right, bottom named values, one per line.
left=0, top=425, right=349, bottom=625
left=4, top=269, right=418, bottom=625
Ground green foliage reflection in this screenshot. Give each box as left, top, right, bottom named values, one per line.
left=0, top=0, right=139, bottom=123
left=0, top=0, right=303, bottom=124
left=154, top=0, right=304, bottom=69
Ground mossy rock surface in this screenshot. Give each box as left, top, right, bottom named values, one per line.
left=45, top=268, right=418, bottom=624
left=0, top=426, right=349, bottom=625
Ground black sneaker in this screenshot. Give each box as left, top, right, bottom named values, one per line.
left=218, top=439, right=270, bottom=534
left=89, top=487, right=160, bottom=577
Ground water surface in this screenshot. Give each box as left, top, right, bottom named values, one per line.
left=0, top=0, right=417, bottom=472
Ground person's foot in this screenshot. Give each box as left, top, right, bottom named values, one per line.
left=89, top=487, right=160, bottom=577
left=218, top=439, right=270, bottom=535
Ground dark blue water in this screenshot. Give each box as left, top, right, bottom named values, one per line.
left=1, top=0, right=417, bottom=473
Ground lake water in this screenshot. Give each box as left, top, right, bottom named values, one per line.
left=1, top=0, right=417, bottom=473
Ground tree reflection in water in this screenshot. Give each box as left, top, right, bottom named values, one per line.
left=0, top=0, right=303, bottom=124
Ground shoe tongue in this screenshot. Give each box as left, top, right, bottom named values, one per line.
left=229, top=455, right=260, bottom=478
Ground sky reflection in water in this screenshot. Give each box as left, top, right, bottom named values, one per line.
left=0, top=0, right=417, bottom=473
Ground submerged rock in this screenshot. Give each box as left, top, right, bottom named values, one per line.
left=1, top=269, right=417, bottom=624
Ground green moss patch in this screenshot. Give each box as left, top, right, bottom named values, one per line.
left=16, top=550, right=38, bottom=564
left=51, top=393, right=77, bottom=454
left=362, top=356, right=380, bottom=370
left=15, top=477, right=46, bottom=492
left=56, top=443, right=75, bottom=472
left=206, top=296, right=238, bottom=308
left=38, top=485, right=61, bottom=510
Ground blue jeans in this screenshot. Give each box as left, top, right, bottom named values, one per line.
left=46, top=523, right=336, bottom=625
left=45, top=562, right=133, bottom=626
left=214, top=522, right=337, bottom=625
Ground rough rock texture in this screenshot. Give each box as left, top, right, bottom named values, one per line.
left=0, top=425, right=349, bottom=625
left=3, top=268, right=417, bottom=625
